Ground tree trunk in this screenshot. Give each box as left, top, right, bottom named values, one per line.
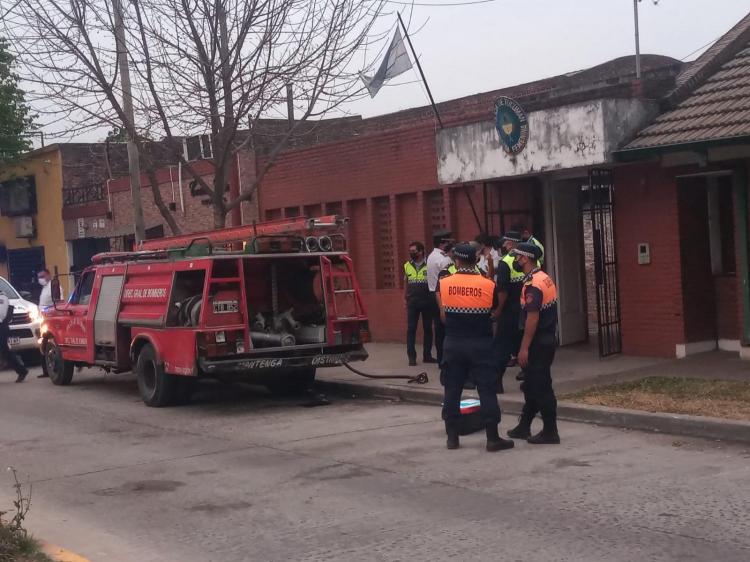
left=212, top=159, right=230, bottom=229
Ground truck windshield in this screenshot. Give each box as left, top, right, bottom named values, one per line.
left=0, top=278, right=21, bottom=299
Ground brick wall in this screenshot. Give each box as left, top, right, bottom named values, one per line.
left=614, top=162, right=686, bottom=357
left=258, top=122, right=494, bottom=342
left=64, top=152, right=259, bottom=243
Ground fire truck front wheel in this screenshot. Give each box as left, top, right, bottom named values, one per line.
left=136, top=344, right=179, bottom=407
left=44, top=337, right=74, bottom=386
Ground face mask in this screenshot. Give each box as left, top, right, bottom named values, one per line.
left=38, top=278, right=48, bottom=287
left=512, top=260, right=524, bottom=273
left=409, top=252, right=419, bottom=260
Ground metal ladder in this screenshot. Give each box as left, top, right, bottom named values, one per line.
left=321, top=256, right=366, bottom=320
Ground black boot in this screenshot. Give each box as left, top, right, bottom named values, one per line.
left=485, top=425, right=514, bottom=452
left=408, top=357, right=417, bottom=367
left=527, top=417, right=560, bottom=445
left=507, top=415, right=533, bottom=439
left=446, top=420, right=460, bottom=450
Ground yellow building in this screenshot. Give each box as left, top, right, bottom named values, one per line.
left=0, top=145, right=70, bottom=297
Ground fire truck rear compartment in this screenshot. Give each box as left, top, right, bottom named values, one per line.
left=242, top=256, right=327, bottom=350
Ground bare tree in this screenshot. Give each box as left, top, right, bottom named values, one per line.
left=4, top=0, right=388, bottom=231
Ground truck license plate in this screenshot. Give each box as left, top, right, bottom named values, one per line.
left=8, top=337, right=21, bottom=347
left=213, top=300, right=239, bottom=314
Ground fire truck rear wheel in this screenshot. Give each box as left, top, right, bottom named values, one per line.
left=266, top=368, right=316, bottom=396
left=45, top=337, right=74, bottom=386
left=136, top=344, right=179, bottom=407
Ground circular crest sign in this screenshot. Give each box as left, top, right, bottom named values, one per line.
left=494, top=97, right=529, bottom=155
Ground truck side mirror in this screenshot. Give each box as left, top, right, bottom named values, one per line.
left=51, top=277, right=62, bottom=304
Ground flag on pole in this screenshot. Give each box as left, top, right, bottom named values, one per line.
left=360, top=28, right=413, bottom=98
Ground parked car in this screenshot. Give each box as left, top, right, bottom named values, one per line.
left=0, top=276, right=42, bottom=363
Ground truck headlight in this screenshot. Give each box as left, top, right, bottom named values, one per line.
left=215, top=331, right=226, bottom=343
left=28, top=306, right=40, bottom=322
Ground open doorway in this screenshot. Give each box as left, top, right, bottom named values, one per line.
left=676, top=172, right=738, bottom=353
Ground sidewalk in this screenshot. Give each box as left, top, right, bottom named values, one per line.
left=316, top=343, right=750, bottom=444
left=320, top=342, right=670, bottom=398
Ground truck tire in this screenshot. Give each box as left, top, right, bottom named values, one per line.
left=136, top=344, right=178, bottom=407
left=45, top=337, right=74, bottom=386
left=266, top=368, right=316, bottom=396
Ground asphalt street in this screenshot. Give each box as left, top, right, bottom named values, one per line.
left=1, top=366, right=750, bottom=562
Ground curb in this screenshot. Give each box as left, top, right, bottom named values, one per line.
left=317, top=379, right=750, bottom=445
left=41, top=542, right=92, bottom=562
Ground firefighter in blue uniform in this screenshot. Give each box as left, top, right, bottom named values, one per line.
left=493, top=230, right=525, bottom=393
left=403, top=241, right=436, bottom=366
left=436, top=242, right=515, bottom=452
left=507, top=242, right=560, bottom=444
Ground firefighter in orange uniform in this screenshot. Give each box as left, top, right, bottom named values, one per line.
left=436, top=243, right=515, bottom=452
left=507, top=242, right=560, bottom=444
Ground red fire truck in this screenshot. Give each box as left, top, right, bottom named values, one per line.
left=40, top=216, right=369, bottom=406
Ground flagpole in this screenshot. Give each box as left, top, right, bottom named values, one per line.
left=397, top=12, right=444, bottom=129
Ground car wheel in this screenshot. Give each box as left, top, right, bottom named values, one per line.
left=45, top=337, right=74, bottom=386
left=135, top=344, right=179, bottom=407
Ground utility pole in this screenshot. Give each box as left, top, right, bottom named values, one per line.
left=633, top=0, right=642, bottom=80
left=113, top=0, right=146, bottom=244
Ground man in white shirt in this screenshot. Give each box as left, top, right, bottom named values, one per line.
left=37, top=269, right=63, bottom=309
left=0, top=291, right=29, bottom=382
left=426, top=230, right=454, bottom=365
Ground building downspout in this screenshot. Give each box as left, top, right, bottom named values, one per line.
left=734, top=164, right=750, bottom=350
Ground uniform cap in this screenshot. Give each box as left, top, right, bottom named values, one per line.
left=502, top=230, right=523, bottom=243
left=511, top=242, right=541, bottom=260
left=452, top=242, right=477, bottom=262
left=433, top=228, right=453, bottom=240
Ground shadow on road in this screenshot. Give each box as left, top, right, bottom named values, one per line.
left=64, top=369, right=333, bottom=414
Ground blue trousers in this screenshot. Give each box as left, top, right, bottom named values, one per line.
left=441, top=335, right=501, bottom=433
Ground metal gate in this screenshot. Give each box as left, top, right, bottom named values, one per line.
left=585, top=169, right=621, bottom=356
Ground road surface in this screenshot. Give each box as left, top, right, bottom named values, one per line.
left=1, top=367, right=749, bottom=561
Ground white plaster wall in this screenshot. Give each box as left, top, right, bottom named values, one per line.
left=436, top=98, right=658, bottom=184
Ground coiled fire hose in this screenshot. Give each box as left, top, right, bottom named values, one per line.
left=342, top=362, right=429, bottom=384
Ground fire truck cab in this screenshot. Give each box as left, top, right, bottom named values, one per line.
left=40, top=216, right=369, bottom=406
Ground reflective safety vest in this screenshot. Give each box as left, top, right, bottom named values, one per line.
left=439, top=271, right=496, bottom=337
left=502, top=254, right=526, bottom=284
left=521, top=269, right=557, bottom=310
left=404, top=261, right=428, bottom=284
left=528, top=236, right=545, bottom=267
left=404, top=260, right=429, bottom=303
left=447, top=264, right=481, bottom=275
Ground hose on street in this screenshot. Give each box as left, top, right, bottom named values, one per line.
left=342, top=362, right=429, bottom=384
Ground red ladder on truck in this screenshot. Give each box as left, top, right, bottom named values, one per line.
left=139, top=215, right=344, bottom=251
left=321, top=255, right=366, bottom=322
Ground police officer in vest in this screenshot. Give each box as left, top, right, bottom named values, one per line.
left=493, top=231, right=525, bottom=393
left=404, top=241, right=437, bottom=366
left=507, top=242, right=560, bottom=444
left=512, top=222, right=544, bottom=267
left=437, top=242, right=515, bottom=452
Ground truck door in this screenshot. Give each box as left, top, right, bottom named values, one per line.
left=61, top=270, right=96, bottom=362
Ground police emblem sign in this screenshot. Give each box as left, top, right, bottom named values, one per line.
left=494, top=97, right=529, bottom=155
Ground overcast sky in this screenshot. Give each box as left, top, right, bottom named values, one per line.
left=343, top=0, right=750, bottom=119
left=26, top=0, right=750, bottom=142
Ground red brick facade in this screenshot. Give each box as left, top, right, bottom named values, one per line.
left=614, top=161, right=747, bottom=357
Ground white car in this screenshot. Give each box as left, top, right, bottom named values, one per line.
left=0, top=276, right=42, bottom=357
